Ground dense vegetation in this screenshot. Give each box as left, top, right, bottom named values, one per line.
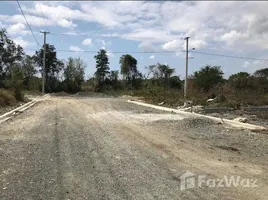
left=1, top=29, right=268, bottom=108
left=0, top=29, right=85, bottom=106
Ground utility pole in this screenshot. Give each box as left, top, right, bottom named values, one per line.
left=184, top=37, right=190, bottom=102
left=40, top=31, right=50, bottom=94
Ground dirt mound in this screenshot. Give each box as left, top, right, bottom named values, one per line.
left=73, top=92, right=107, bottom=97
left=50, top=92, right=69, bottom=96
left=73, top=92, right=96, bottom=97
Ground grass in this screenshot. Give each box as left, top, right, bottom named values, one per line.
left=120, top=86, right=268, bottom=109
left=0, top=89, right=25, bottom=107
left=0, top=89, right=17, bottom=106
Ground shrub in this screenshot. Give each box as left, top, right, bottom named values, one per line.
left=14, top=88, right=24, bottom=101
left=0, top=89, right=16, bottom=106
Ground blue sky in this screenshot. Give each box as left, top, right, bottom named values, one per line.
left=1, top=1, right=268, bottom=79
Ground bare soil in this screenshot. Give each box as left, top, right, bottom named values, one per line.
left=0, top=95, right=267, bottom=199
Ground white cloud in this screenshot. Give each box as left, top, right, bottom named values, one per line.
left=241, top=60, right=266, bottom=73
left=149, top=55, right=155, bottom=59
left=0, top=21, right=5, bottom=28
left=162, top=40, right=183, bottom=51
left=190, top=40, right=207, bottom=49
left=107, top=51, right=115, bottom=58
left=243, top=61, right=250, bottom=68
left=82, top=38, right=92, bottom=46
left=2, top=1, right=268, bottom=53
left=69, top=45, right=82, bottom=52
left=138, top=41, right=159, bottom=52
left=162, top=38, right=207, bottom=52
left=13, top=37, right=32, bottom=48
left=101, top=40, right=106, bottom=46
left=220, top=30, right=246, bottom=46
left=58, top=19, right=76, bottom=28
left=0, top=14, right=53, bottom=28
left=6, top=23, right=29, bottom=35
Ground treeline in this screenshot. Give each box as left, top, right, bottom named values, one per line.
left=91, top=49, right=181, bottom=92
left=1, top=28, right=268, bottom=107
left=0, top=29, right=85, bottom=104
left=91, top=49, right=268, bottom=107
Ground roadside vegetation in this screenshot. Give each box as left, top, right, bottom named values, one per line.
left=1, top=28, right=268, bottom=109
left=0, top=29, right=85, bottom=107
left=90, top=49, right=268, bottom=108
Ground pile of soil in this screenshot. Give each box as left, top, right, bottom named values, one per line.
left=50, top=92, right=69, bottom=97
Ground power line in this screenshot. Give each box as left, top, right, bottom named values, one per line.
left=24, top=49, right=179, bottom=54
left=32, top=2, right=46, bottom=31
left=23, top=48, right=268, bottom=62
left=37, top=2, right=50, bottom=32
left=189, top=50, right=268, bottom=61
left=16, top=0, right=41, bottom=47
left=49, top=32, right=92, bottom=37
left=31, top=1, right=43, bottom=32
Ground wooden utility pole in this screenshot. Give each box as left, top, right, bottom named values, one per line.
left=40, top=31, right=50, bottom=94
left=184, top=37, right=190, bottom=101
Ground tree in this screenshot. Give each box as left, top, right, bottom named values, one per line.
left=169, top=76, right=182, bottom=89
left=145, top=63, right=175, bottom=88
left=254, top=68, right=268, bottom=79
left=119, top=54, right=143, bottom=88
left=94, top=49, right=110, bottom=90
left=108, top=70, right=121, bottom=90
left=109, top=70, right=119, bottom=83
left=119, top=54, right=138, bottom=81
left=228, top=72, right=253, bottom=90
left=21, top=55, right=37, bottom=89
left=253, top=68, right=268, bottom=92
left=193, top=65, right=224, bottom=92
left=63, top=57, right=85, bottom=93
left=157, top=64, right=175, bottom=79
left=156, top=63, right=175, bottom=91
left=0, top=29, right=24, bottom=87
left=34, top=44, right=64, bottom=92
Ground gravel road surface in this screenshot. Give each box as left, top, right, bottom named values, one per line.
left=0, top=96, right=267, bottom=200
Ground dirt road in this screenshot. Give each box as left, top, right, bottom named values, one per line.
left=0, top=96, right=267, bottom=200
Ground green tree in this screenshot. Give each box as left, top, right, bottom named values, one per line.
left=193, top=65, right=224, bottom=92
left=119, top=54, right=143, bottom=89
left=0, top=29, right=24, bottom=87
left=119, top=54, right=138, bottom=81
left=169, top=76, right=182, bottom=89
left=21, top=55, right=37, bottom=89
left=34, top=44, right=64, bottom=92
left=108, top=70, right=121, bottom=90
left=253, top=68, right=268, bottom=92
left=254, top=68, right=268, bottom=79
left=157, top=64, right=175, bottom=79
left=157, top=63, right=175, bottom=91
left=94, top=49, right=110, bottom=90
left=109, top=70, right=119, bottom=84
left=146, top=63, right=175, bottom=88
left=228, top=72, right=253, bottom=90
left=63, top=57, right=85, bottom=93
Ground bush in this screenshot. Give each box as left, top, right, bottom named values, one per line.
left=193, top=65, right=224, bottom=92
left=0, top=89, right=16, bottom=106
left=14, top=88, right=24, bottom=101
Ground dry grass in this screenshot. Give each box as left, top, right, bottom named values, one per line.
left=124, top=85, right=268, bottom=109
left=0, top=89, right=17, bottom=107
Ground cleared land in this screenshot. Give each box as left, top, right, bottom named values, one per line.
left=0, top=95, right=267, bottom=199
